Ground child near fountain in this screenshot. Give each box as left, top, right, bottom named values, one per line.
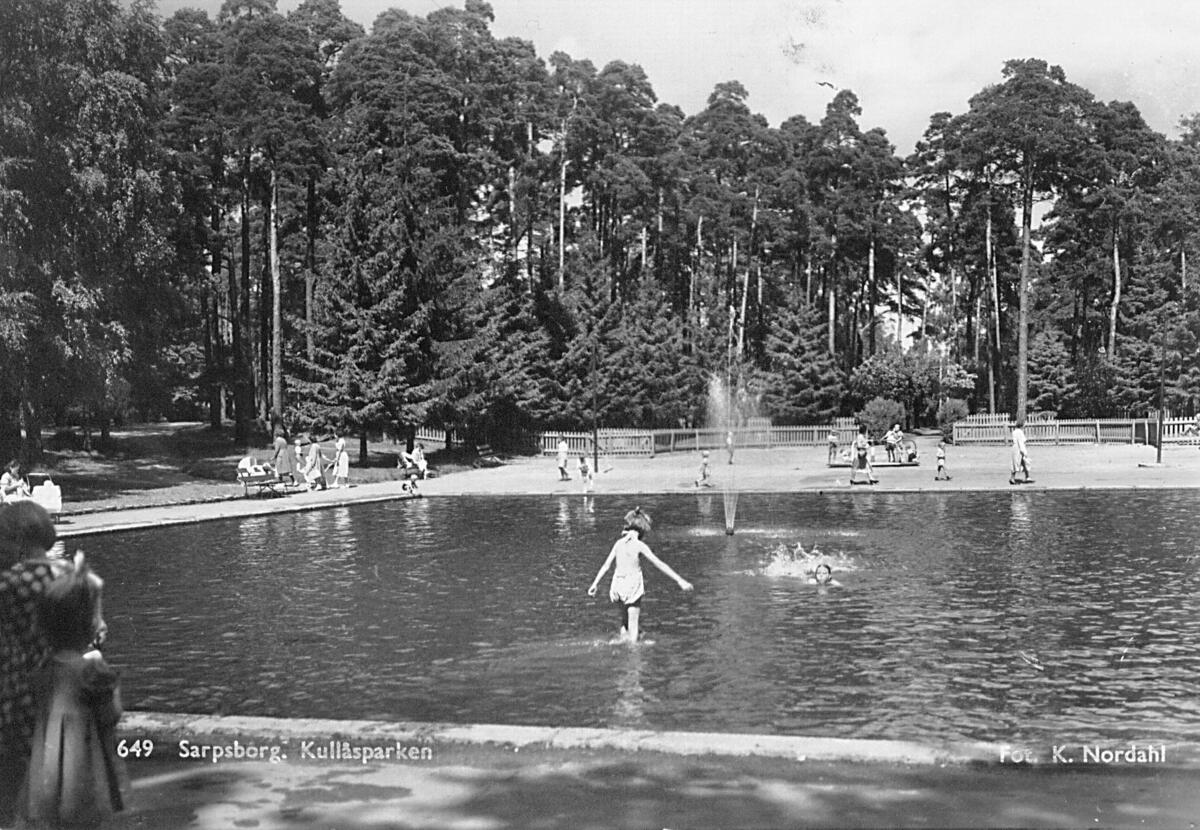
left=17, top=552, right=123, bottom=826
left=587, top=507, right=693, bottom=643
left=694, top=451, right=712, bottom=487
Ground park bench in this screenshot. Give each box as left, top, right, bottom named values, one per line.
left=473, top=443, right=504, bottom=468
left=237, top=468, right=286, bottom=497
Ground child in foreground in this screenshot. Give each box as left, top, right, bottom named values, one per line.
left=588, top=507, right=692, bottom=643
left=18, top=552, right=123, bottom=827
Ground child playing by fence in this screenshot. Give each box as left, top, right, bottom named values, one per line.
left=935, top=441, right=951, bottom=480
left=695, top=450, right=712, bottom=487
left=578, top=455, right=594, bottom=493
left=587, top=507, right=692, bottom=643
left=18, top=551, right=123, bottom=826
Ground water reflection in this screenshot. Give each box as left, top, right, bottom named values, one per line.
left=82, top=490, right=1200, bottom=745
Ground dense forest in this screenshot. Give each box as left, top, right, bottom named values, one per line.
left=3, top=0, right=1199, bottom=456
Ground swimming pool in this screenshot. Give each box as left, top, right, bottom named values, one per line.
left=80, top=490, right=1200, bottom=746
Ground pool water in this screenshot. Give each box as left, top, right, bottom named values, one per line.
left=80, top=490, right=1200, bottom=746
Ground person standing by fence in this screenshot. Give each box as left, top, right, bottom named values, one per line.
left=1009, top=420, right=1031, bottom=484
left=556, top=438, right=571, bottom=481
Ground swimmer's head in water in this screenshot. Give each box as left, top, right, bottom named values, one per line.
left=814, top=563, right=833, bottom=583
left=623, top=506, right=652, bottom=538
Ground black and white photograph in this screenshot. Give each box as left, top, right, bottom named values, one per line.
left=2, top=0, right=1199, bottom=827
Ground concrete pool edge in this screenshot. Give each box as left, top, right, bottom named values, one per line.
left=121, top=711, right=1200, bottom=770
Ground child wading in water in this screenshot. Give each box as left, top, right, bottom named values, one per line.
left=19, top=552, right=123, bottom=826
left=588, top=507, right=692, bottom=643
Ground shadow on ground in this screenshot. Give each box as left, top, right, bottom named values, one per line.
left=108, top=748, right=1200, bottom=829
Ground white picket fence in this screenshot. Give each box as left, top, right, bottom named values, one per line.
left=952, top=414, right=1199, bottom=445
left=404, top=414, right=1195, bottom=458
left=538, top=425, right=837, bottom=458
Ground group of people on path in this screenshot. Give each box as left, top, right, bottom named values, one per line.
left=240, top=434, right=352, bottom=491
left=1, top=501, right=124, bottom=827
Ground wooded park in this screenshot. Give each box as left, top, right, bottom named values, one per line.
left=3, top=0, right=1199, bottom=463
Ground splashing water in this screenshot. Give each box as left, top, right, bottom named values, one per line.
left=722, top=489, right=738, bottom=535
left=757, top=542, right=857, bottom=578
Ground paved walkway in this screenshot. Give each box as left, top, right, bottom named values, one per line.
left=57, top=438, right=1200, bottom=538
left=108, top=719, right=1200, bottom=829
left=37, top=440, right=1200, bottom=828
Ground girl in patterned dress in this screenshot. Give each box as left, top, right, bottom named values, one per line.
left=0, top=502, right=61, bottom=824
left=19, top=552, right=123, bottom=827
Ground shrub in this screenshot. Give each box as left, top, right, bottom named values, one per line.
left=937, top=397, right=970, bottom=443
left=854, top=397, right=906, bottom=440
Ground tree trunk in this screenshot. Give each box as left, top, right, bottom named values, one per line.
left=305, top=176, right=317, bottom=364
left=943, top=169, right=959, bottom=360
left=868, top=234, right=876, bottom=354
left=920, top=284, right=928, bottom=353
left=973, top=292, right=981, bottom=364
left=270, top=167, right=283, bottom=434
left=20, top=397, right=41, bottom=462
left=1108, top=224, right=1121, bottom=356
left=737, top=188, right=758, bottom=357
left=235, top=157, right=252, bottom=443
left=206, top=220, right=222, bottom=429
left=558, top=150, right=567, bottom=290
left=1016, top=153, right=1034, bottom=421
left=988, top=205, right=1001, bottom=412
left=258, top=186, right=271, bottom=425
left=827, top=234, right=837, bottom=355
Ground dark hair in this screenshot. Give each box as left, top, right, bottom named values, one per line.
left=623, top=506, right=652, bottom=538
left=858, top=424, right=867, bottom=434
left=815, top=563, right=832, bottom=575
left=38, top=560, right=102, bottom=651
left=0, top=501, right=57, bottom=567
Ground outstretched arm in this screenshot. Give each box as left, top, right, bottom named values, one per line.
left=587, top=549, right=617, bottom=596
left=641, top=548, right=693, bottom=591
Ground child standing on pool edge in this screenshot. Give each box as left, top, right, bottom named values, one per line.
left=588, top=507, right=692, bottom=643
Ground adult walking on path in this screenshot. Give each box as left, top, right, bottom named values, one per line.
left=303, top=437, right=328, bottom=490
left=1009, top=420, right=1031, bottom=484
left=271, top=434, right=298, bottom=485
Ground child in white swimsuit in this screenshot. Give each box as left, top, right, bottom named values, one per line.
left=588, top=507, right=692, bottom=642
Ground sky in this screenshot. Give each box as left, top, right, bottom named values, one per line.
left=152, top=0, right=1200, bottom=154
